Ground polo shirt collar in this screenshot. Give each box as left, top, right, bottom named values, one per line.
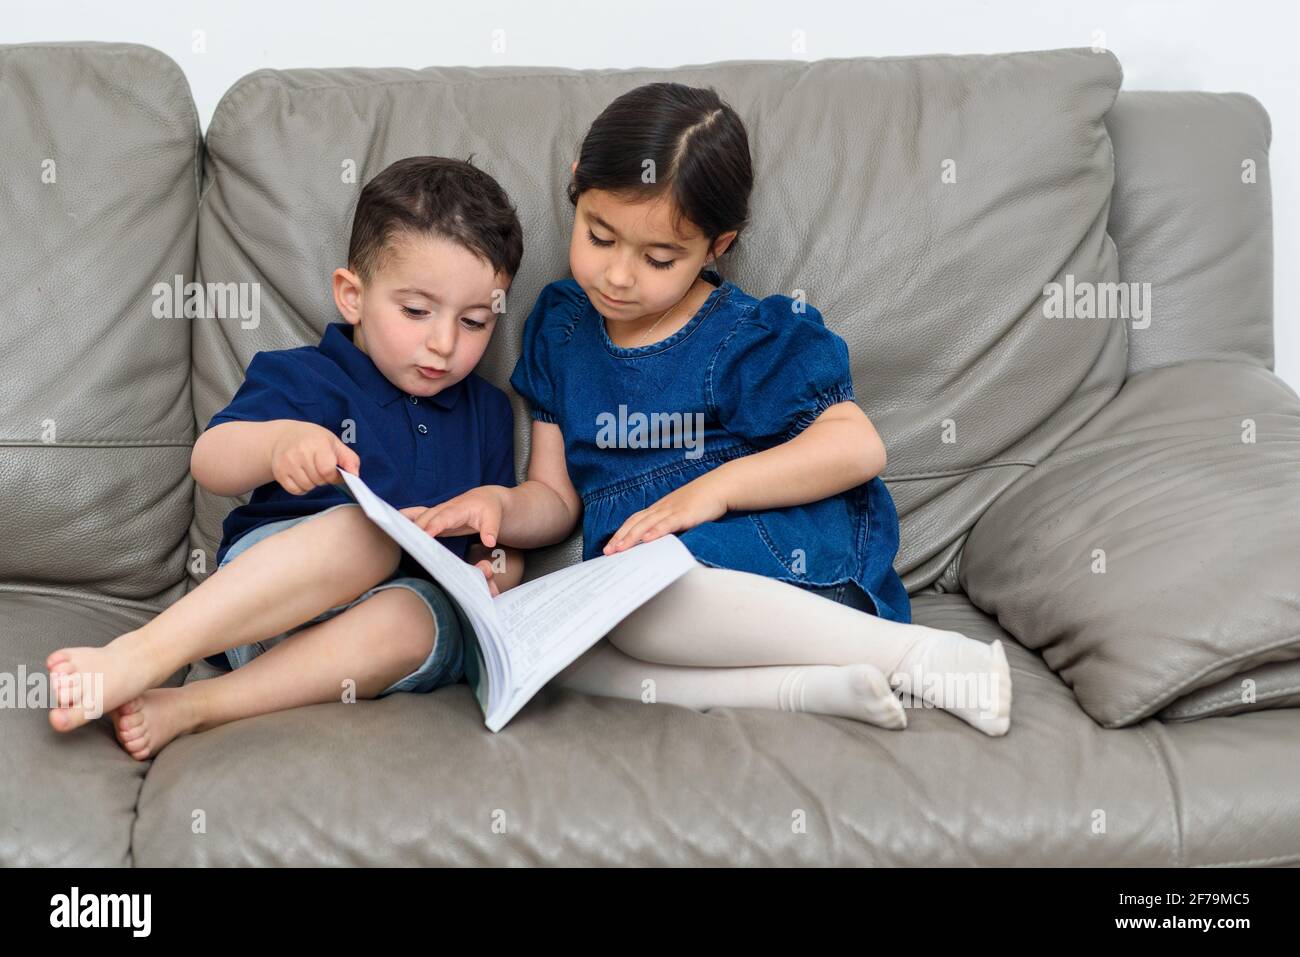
left=319, top=322, right=463, bottom=410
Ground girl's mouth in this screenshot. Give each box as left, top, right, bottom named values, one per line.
left=600, top=290, right=632, bottom=307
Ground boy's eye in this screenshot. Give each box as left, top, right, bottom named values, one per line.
left=405, top=305, right=486, bottom=329
left=587, top=228, right=676, bottom=270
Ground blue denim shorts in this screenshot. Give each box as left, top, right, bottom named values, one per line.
left=215, top=503, right=466, bottom=696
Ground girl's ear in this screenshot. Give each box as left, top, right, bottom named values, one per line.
left=710, top=230, right=739, bottom=260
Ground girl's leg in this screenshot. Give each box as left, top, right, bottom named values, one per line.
left=552, top=639, right=906, bottom=729
left=605, top=566, right=1011, bottom=736
left=111, top=587, right=436, bottom=760
left=46, top=504, right=401, bottom=731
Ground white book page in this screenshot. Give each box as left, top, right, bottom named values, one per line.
left=337, top=470, right=499, bottom=636
left=494, top=534, right=698, bottom=705
left=339, top=470, right=698, bottom=732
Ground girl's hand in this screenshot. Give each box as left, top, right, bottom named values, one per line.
left=603, top=477, right=729, bottom=554
left=399, top=485, right=508, bottom=548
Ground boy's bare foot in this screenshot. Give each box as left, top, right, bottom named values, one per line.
left=111, top=689, right=200, bottom=761
left=46, top=633, right=167, bottom=733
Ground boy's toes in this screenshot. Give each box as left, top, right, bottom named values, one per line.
left=113, top=704, right=145, bottom=734
left=49, top=662, right=84, bottom=708
left=46, top=650, right=70, bottom=669
left=48, top=707, right=91, bottom=732
left=118, top=723, right=148, bottom=746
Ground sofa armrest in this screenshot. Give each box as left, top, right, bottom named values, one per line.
left=959, top=359, right=1300, bottom=727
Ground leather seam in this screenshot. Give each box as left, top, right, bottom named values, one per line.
left=0, top=583, right=168, bottom=617
left=1161, top=682, right=1300, bottom=719
left=0, top=440, right=193, bottom=447
left=882, top=460, right=1036, bottom=481
left=1119, top=631, right=1300, bottom=726
left=1135, top=724, right=1185, bottom=867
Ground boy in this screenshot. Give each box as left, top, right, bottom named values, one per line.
left=46, top=156, right=526, bottom=757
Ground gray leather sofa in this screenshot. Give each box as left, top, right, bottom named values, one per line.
left=3, top=41, right=1297, bottom=867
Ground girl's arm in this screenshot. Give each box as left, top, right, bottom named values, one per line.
left=707, top=401, right=886, bottom=512
left=410, top=420, right=582, bottom=551
left=495, top=420, right=583, bottom=548
left=604, top=401, right=886, bottom=553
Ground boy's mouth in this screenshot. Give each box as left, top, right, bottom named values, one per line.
left=417, top=365, right=448, bottom=379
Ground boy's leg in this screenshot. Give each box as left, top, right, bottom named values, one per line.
left=47, top=503, right=402, bottom=731
left=112, top=586, right=436, bottom=760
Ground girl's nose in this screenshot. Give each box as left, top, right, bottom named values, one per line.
left=605, top=250, right=637, bottom=290
left=605, top=268, right=633, bottom=292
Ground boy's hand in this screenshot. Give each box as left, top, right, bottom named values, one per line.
left=269, top=421, right=361, bottom=495
left=399, top=485, right=509, bottom=548
left=471, top=557, right=501, bottom=598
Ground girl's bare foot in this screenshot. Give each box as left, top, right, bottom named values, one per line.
left=46, top=632, right=168, bottom=733
left=111, top=688, right=200, bottom=761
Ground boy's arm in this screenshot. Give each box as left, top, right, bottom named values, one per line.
left=191, top=419, right=298, bottom=497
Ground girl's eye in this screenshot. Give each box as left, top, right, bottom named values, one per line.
left=462, top=317, right=488, bottom=330
left=587, top=228, right=676, bottom=270
left=402, top=306, right=428, bottom=318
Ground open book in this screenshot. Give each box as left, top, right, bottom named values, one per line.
left=338, top=469, right=698, bottom=731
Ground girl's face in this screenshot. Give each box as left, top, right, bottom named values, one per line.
left=569, top=171, right=735, bottom=326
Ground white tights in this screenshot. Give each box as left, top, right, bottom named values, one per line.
left=552, top=565, right=1012, bottom=735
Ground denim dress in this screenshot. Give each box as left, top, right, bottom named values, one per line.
left=508, top=270, right=911, bottom=624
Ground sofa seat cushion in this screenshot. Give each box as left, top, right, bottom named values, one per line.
left=129, top=593, right=1228, bottom=866
left=0, top=591, right=179, bottom=865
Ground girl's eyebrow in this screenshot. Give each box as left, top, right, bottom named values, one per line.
left=586, top=211, right=688, bottom=253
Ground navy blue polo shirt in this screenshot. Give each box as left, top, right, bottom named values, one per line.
left=204, top=321, right=516, bottom=567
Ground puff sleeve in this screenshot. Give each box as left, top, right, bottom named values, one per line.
left=708, top=296, right=857, bottom=447
left=204, top=350, right=322, bottom=432
left=508, top=280, right=583, bottom=425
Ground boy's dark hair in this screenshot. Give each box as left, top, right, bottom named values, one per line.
left=348, top=155, right=524, bottom=286
left=567, top=82, right=753, bottom=263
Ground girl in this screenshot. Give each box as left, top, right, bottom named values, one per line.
left=408, top=82, right=1011, bottom=735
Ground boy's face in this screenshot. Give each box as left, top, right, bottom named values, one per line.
left=332, top=232, right=508, bottom=397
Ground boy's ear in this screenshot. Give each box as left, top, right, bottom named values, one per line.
left=333, top=267, right=364, bottom=323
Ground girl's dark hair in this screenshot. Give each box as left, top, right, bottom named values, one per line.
left=348, top=155, right=524, bottom=285
left=567, top=83, right=753, bottom=264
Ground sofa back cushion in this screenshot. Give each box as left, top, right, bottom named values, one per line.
left=1105, top=91, right=1274, bottom=376
left=191, top=48, right=1125, bottom=589
left=0, top=41, right=199, bottom=607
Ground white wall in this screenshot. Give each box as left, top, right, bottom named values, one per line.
left=10, top=0, right=1298, bottom=388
